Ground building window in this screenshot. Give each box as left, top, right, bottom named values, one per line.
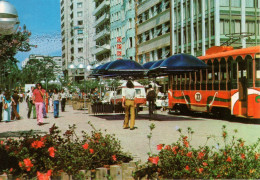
left=78, top=47, right=83, bottom=53
left=77, top=11, right=83, bottom=17
left=77, top=2, right=82, bottom=8
left=78, top=38, right=83, bottom=43
left=78, top=29, right=83, bottom=34
left=246, top=0, right=255, bottom=8
left=231, top=0, right=241, bottom=7
left=78, top=20, right=83, bottom=25
left=220, top=0, right=229, bottom=7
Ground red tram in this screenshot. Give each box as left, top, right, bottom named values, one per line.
left=168, top=46, right=260, bottom=119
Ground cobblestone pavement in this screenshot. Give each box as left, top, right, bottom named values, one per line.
left=0, top=101, right=259, bottom=163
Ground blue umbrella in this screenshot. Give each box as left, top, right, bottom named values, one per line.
left=142, top=61, right=156, bottom=69
left=160, top=54, right=207, bottom=71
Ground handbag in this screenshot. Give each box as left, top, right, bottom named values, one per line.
left=4, top=103, right=8, bottom=110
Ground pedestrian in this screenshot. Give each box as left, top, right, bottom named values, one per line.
left=2, top=91, right=12, bottom=122
left=146, top=84, right=156, bottom=120
left=60, top=89, right=67, bottom=112
left=48, top=89, right=53, bottom=113
left=11, top=90, right=20, bottom=120
left=32, top=83, right=45, bottom=125
left=0, top=90, right=3, bottom=122
left=122, top=80, right=136, bottom=130
left=42, top=90, right=48, bottom=118
left=52, top=88, right=61, bottom=118
left=27, top=87, right=36, bottom=119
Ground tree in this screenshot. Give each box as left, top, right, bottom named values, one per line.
left=0, top=25, right=32, bottom=90
left=21, top=57, right=57, bottom=85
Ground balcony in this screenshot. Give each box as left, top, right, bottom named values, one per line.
left=92, top=44, right=110, bottom=56
left=93, top=13, right=110, bottom=27
left=93, top=0, right=109, bottom=16
left=137, top=0, right=160, bottom=15
left=94, top=28, right=110, bottom=41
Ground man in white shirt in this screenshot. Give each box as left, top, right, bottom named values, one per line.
left=122, top=80, right=136, bottom=130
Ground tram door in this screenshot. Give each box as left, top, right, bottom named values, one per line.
left=238, top=60, right=247, bottom=116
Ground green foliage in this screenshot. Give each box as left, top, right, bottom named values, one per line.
left=0, top=122, right=132, bottom=179
left=135, top=125, right=260, bottom=179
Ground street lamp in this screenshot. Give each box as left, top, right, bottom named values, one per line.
left=0, top=0, right=20, bottom=35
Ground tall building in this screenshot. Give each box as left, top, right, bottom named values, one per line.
left=136, top=0, right=260, bottom=63
left=110, top=0, right=136, bottom=61
left=171, top=0, right=260, bottom=57
left=60, top=0, right=95, bottom=81
left=136, top=0, right=171, bottom=64
left=92, top=0, right=111, bottom=63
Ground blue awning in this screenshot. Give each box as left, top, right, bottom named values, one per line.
left=105, top=59, right=144, bottom=71
left=159, top=54, right=207, bottom=71
left=149, top=59, right=164, bottom=70
left=142, top=61, right=156, bottom=69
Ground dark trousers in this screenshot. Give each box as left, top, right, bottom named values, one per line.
left=148, top=100, right=155, bottom=117
left=54, top=100, right=59, bottom=117
left=11, top=104, right=20, bottom=120
left=61, top=98, right=66, bottom=112
left=0, top=102, right=2, bottom=121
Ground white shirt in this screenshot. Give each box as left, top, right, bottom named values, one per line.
left=60, top=92, right=67, bottom=99
left=124, top=88, right=135, bottom=100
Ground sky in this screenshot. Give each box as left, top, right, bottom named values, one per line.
left=7, top=0, right=62, bottom=68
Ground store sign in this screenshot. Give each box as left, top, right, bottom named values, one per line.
left=117, top=37, right=122, bottom=43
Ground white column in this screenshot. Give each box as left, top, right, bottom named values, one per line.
left=162, top=23, right=166, bottom=35
left=241, top=0, right=246, bottom=48
left=214, top=0, right=220, bottom=46
left=202, top=0, right=206, bottom=55
left=181, top=0, right=184, bottom=53
left=171, top=0, right=175, bottom=55
left=142, top=54, right=146, bottom=64
left=154, top=49, right=158, bottom=60
left=190, top=0, right=194, bottom=55
left=162, top=47, right=166, bottom=58
left=149, top=29, right=153, bottom=39
left=150, top=51, right=153, bottom=61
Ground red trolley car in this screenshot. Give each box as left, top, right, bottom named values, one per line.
left=168, top=46, right=260, bottom=119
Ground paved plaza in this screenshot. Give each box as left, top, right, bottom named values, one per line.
left=0, top=101, right=259, bottom=163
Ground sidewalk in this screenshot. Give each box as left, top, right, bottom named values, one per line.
left=0, top=101, right=259, bottom=163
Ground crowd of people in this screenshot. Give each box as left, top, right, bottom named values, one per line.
left=0, top=83, right=69, bottom=125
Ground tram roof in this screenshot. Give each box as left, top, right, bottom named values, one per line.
left=198, top=46, right=260, bottom=60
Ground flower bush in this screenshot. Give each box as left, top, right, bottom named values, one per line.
left=0, top=122, right=132, bottom=179
left=134, top=124, right=260, bottom=179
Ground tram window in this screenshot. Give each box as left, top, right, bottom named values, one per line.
left=257, top=59, right=260, bottom=79
left=201, top=69, right=206, bottom=90
left=186, top=73, right=190, bottom=90
left=177, top=75, right=181, bottom=90
left=181, top=74, right=185, bottom=90
left=248, top=61, right=253, bottom=79
left=196, top=71, right=201, bottom=90
left=233, top=63, right=237, bottom=79
left=190, top=72, right=195, bottom=90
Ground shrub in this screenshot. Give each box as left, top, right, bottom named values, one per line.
left=0, top=122, right=132, bottom=179
left=134, top=124, right=260, bottom=179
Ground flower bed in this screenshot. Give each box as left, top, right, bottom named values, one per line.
left=134, top=124, right=260, bottom=179
left=0, top=122, right=132, bottom=179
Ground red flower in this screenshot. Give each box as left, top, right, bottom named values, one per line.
left=22, top=158, right=33, bottom=171
left=157, top=144, right=163, bottom=150
left=89, top=149, right=94, bottom=154
left=241, top=153, right=246, bottom=159
left=185, top=165, right=190, bottom=171
left=198, top=152, right=205, bottom=159
left=82, top=143, right=89, bottom=150
left=0, top=141, right=3, bottom=145
left=148, top=156, right=159, bottom=165
left=112, top=155, right=117, bottom=161
left=226, top=156, right=232, bottom=162
left=31, top=140, right=45, bottom=149
left=198, top=168, right=204, bottom=174
left=184, top=141, right=189, bottom=148
left=202, top=162, right=208, bottom=166
left=164, top=145, right=171, bottom=150
left=172, top=146, right=178, bottom=154
left=37, top=170, right=52, bottom=180
left=255, top=153, right=259, bottom=160
left=9, top=168, right=13, bottom=172
left=48, top=147, right=56, bottom=158
left=187, top=151, right=193, bottom=158
left=240, top=142, right=244, bottom=147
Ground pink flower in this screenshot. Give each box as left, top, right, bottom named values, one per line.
left=202, top=162, right=208, bottom=166
left=48, top=147, right=56, bottom=158
left=89, top=149, right=94, bottom=154
left=82, top=143, right=89, bottom=150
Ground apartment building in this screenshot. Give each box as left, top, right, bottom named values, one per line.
left=92, top=0, right=111, bottom=63
left=136, top=0, right=171, bottom=64
left=60, top=0, right=95, bottom=81
left=136, top=0, right=260, bottom=63
left=110, top=0, right=136, bottom=61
